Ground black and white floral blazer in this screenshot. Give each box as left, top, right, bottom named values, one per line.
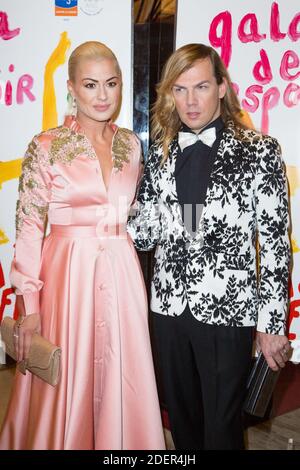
left=128, top=124, right=290, bottom=334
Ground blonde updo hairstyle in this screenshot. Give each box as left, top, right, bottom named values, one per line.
left=68, top=40, right=121, bottom=83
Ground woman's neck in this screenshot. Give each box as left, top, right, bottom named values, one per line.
left=76, top=114, right=110, bottom=142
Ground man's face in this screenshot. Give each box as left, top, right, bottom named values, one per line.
left=172, top=58, right=226, bottom=133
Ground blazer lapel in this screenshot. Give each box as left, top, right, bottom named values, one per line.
left=165, top=124, right=242, bottom=245
left=166, top=140, right=193, bottom=241
left=193, top=125, right=238, bottom=245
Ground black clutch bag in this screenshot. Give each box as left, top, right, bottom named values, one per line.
left=243, top=352, right=281, bottom=417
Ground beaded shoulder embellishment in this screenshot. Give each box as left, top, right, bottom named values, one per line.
left=48, top=125, right=133, bottom=171
left=112, top=128, right=132, bottom=172
left=16, top=138, right=50, bottom=236
left=49, top=127, right=95, bottom=165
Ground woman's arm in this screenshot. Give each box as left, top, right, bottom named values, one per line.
left=10, top=135, right=51, bottom=360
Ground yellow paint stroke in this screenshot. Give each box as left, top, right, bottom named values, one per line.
left=286, top=167, right=300, bottom=253
left=0, top=228, right=9, bottom=245
left=239, top=114, right=300, bottom=240
left=1, top=32, right=71, bottom=188
left=292, top=238, right=300, bottom=253
left=0, top=159, right=22, bottom=189
left=239, top=111, right=300, bottom=255
left=240, top=109, right=255, bottom=129
left=286, top=165, right=300, bottom=197
left=43, top=31, right=71, bottom=131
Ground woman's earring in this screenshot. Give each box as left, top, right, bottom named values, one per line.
left=72, top=96, right=77, bottom=117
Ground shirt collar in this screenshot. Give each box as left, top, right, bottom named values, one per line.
left=180, top=116, right=224, bottom=135
left=63, top=115, right=117, bottom=135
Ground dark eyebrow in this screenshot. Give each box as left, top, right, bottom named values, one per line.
left=173, top=83, right=186, bottom=89
left=173, top=80, right=210, bottom=88
left=106, top=76, right=119, bottom=82
left=82, top=76, right=119, bottom=83
left=82, top=78, right=98, bottom=83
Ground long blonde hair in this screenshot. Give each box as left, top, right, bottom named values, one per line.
left=68, top=41, right=121, bottom=82
left=151, top=43, right=248, bottom=162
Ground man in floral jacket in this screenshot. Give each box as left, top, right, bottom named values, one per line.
left=128, top=43, right=291, bottom=450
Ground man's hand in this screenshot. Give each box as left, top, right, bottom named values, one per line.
left=256, top=331, right=292, bottom=371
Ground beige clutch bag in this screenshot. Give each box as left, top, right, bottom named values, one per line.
left=0, top=316, right=61, bottom=387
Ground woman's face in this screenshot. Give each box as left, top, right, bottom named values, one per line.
left=68, top=57, right=121, bottom=123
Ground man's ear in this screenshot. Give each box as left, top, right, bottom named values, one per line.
left=219, top=78, right=227, bottom=99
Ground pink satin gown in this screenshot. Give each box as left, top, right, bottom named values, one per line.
left=0, top=117, right=165, bottom=450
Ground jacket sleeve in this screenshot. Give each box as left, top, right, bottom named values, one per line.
left=127, top=145, right=161, bottom=251
left=132, top=134, right=144, bottom=203
left=255, top=137, right=290, bottom=335
left=10, top=135, right=51, bottom=315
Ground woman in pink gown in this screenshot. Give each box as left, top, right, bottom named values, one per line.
left=0, top=41, right=165, bottom=450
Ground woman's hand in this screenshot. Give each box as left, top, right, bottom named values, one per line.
left=14, top=313, right=41, bottom=362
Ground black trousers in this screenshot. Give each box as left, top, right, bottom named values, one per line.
left=151, top=306, right=253, bottom=450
